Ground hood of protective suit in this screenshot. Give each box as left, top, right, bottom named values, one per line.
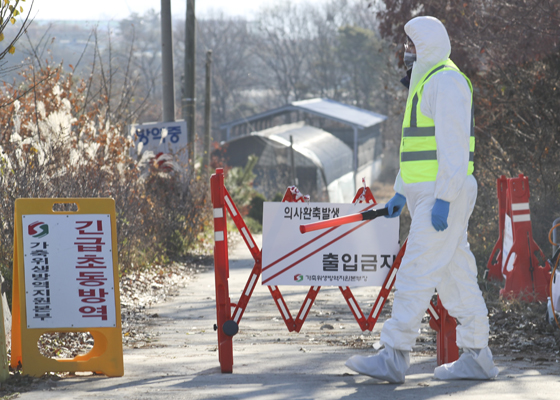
left=404, top=16, right=451, bottom=96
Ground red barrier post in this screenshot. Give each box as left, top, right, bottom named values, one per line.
left=210, top=168, right=234, bottom=373
left=501, top=174, right=551, bottom=301
left=428, top=296, right=459, bottom=366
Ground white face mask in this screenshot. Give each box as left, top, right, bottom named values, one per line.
left=404, top=52, right=416, bottom=70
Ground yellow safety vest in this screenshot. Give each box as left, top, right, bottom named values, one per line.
left=400, top=59, right=475, bottom=184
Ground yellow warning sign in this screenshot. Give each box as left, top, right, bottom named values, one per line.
left=11, top=198, right=123, bottom=377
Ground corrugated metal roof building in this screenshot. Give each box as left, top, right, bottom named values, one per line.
left=217, top=98, right=387, bottom=202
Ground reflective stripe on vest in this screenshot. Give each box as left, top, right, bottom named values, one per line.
left=400, top=60, right=475, bottom=183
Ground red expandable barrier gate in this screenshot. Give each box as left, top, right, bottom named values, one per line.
left=210, top=169, right=458, bottom=373
left=486, top=174, right=551, bottom=301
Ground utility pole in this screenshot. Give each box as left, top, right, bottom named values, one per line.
left=161, top=0, right=175, bottom=122
left=203, top=50, right=212, bottom=176
left=290, top=135, right=298, bottom=186
left=183, top=0, right=196, bottom=166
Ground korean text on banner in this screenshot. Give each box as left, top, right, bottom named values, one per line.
left=262, top=202, right=400, bottom=287
left=129, top=120, right=188, bottom=160
left=23, top=214, right=116, bottom=329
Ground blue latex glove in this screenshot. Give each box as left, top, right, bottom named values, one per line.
left=384, top=193, right=406, bottom=218
left=432, top=199, right=450, bottom=231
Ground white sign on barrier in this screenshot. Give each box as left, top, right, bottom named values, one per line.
left=262, top=202, right=400, bottom=287
left=22, top=214, right=117, bottom=329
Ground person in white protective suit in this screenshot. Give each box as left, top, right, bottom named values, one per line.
left=345, top=16, right=499, bottom=383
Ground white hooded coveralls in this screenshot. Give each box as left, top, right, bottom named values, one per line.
left=380, top=17, right=490, bottom=352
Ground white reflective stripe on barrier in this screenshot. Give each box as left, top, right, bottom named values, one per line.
left=299, top=299, right=312, bottom=320
left=348, top=297, right=362, bottom=317
left=428, top=303, right=439, bottom=320
left=313, top=286, right=319, bottom=291
left=213, top=208, right=224, bottom=218
left=513, top=214, right=531, bottom=223
left=278, top=300, right=290, bottom=320
left=224, top=195, right=237, bottom=217
left=241, top=227, right=255, bottom=248
left=215, top=231, right=224, bottom=241
left=233, top=308, right=243, bottom=323
left=245, top=274, right=258, bottom=296
left=512, top=202, right=530, bottom=211
left=269, top=286, right=277, bottom=291
left=385, top=268, right=398, bottom=290
left=372, top=296, right=384, bottom=318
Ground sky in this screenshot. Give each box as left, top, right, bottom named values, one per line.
left=29, top=0, right=326, bottom=21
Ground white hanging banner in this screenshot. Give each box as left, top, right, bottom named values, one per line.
left=22, top=214, right=116, bottom=329
left=262, top=202, right=400, bottom=287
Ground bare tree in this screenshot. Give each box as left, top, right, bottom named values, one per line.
left=196, top=14, right=259, bottom=127
left=253, top=2, right=314, bottom=103
left=119, top=10, right=163, bottom=122
left=0, top=0, right=34, bottom=71
left=306, top=5, right=345, bottom=100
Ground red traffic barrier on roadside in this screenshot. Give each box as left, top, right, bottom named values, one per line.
left=210, top=169, right=458, bottom=373
left=428, top=297, right=459, bottom=366
left=486, top=174, right=551, bottom=301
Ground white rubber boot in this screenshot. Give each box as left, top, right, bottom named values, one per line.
left=434, top=347, right=499, bottom=380
left=345, top=345, right=410, bottom=383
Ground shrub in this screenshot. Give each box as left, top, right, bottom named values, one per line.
left=248, top=192, right=266, bottom=224
left=142, top=162, right=210, bottom=262
left=0, top=62, right=209, bottom=300
left=223, top=154, right=259, bottom=214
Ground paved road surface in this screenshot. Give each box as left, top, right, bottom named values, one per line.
left=18, top=235, right=560, bottom=399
